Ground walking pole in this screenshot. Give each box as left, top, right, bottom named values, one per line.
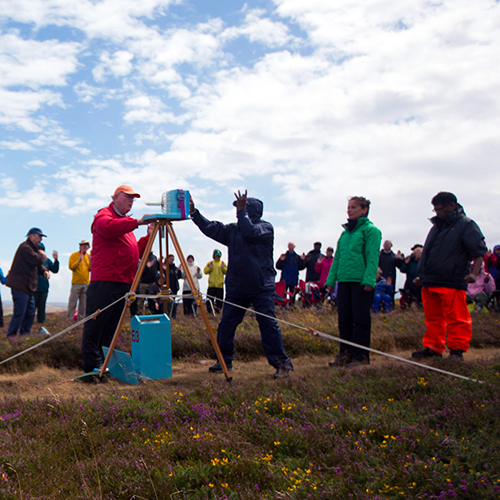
left=98, top=221, right=160, bottom=380
left=166, top=222, right=232, bottom=382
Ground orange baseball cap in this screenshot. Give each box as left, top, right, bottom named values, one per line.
left=113, top=185, right=141, bottom=198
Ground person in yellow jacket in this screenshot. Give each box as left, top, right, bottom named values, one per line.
left=67, top=239, right=91, bottom=322
left=204, top=249, right=227, bottom=314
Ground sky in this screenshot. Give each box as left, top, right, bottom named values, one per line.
left=0, top=0, right=499, bottom=304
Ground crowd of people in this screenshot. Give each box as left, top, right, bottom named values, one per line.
left=0, top=187, right=495, bottom=375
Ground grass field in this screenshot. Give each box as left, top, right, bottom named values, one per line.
left=0, top=308, right=499, bottom=499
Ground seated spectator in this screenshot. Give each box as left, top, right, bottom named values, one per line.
left=399, top=244, right=423, bottom=310
left=466, top=265, right=496, bottom=312
left=372, top=267, right=394, bottom=313
left=314, top=246, right=334, bottom=297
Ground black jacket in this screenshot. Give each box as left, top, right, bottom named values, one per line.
left=192, top=198, right=276, bottom=298
left=379, top=250, right=402, bottom=284
left=418, top=205, right=486, bottom=290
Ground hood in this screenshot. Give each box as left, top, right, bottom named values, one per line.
left=246, top=198, right=263, bottom=222
left=431, top=203, right=465, bottom=226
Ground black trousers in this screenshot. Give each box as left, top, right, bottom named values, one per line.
left=216, top=291, right=293, bottom=369
left=206, top=287, right=224, bottom=313
left=336, top=282, right=374, bottom=361
left=81, top=281, right=129, bottom=372
left=183, top=290, right=197, bottom=316
left=34, top=291, right=48, bottom=324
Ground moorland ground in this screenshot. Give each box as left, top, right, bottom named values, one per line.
left=0, top=307, right=499, bottom=499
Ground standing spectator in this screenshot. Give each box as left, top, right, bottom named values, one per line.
left=34, top=243, right=59, bottom=324
left=399, top=244, right=423, bottom=310
left=483, top=246, right=500, bottom=284
left=130, top=251, right=159, bottom=316
left=147, top=273, right=164, bottom=315
left=81, top=185, right=151, bottom=373
left=378, top=240, right=403, bottom=303
left=67, top=239, right=91, bottom=322
left=6, top=228, right=49, bottom=337
left=315, top=246, right=334, bottom=297
left=276, top=242, right=305, bottom=303
left=412, top=192, right=487, bottom=361
left=0, top=268, right=7, bottom=328
left=190, top=190, right=293, bottom=378
left=204, top=249, right=227, bottom=314
left=179, top=255, right=202, bottom=316
left=166, top=255, right=180, bottom=318
left=304, top=242, right=324, bottom=283
left=326, top=197, right=382, bottom=367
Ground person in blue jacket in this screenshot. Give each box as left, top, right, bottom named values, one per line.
left=0, top=268, right=7, bottom=328
left=276, top=242, right=305, bottom=304
left=190, top=190, right=293, bottom=379
left=34, top=243, right=59, bottom=324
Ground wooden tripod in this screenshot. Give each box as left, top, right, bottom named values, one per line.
left=98, top=218, right=232, bottom=382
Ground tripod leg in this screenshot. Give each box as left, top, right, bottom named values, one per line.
left=98, top=222, right=160, bottom=380
left=166, top=223, right=232, bottom=382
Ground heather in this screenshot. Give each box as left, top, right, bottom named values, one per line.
left=0, top=310, right=500, bottom=499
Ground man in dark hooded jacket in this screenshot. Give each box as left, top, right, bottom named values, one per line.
left=412, top=192, right=486, bottom=361
left=190, top=190, right=293, bottom=378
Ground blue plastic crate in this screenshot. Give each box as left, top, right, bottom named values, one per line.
left=131, top=314, right=172, bottom=380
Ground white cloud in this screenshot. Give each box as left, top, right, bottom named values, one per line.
left=0, top=140, right=33, bottom=150
left=26, top=159, right=47, bottom=167
left=92, top=50, right=134, bottom=82
left=0, top=0, right=180, bottom=42
left=123, top=94, right=187, bottom=124
left=0, top=32, right=80, bottom=89
left=0, top=88, right=63, bottom=132
left=221, top=8, right=293, bottom=47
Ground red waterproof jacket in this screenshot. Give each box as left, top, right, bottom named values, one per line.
left=90, top=203, right=148, bottom=285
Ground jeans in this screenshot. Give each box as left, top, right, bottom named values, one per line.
left=7, top=289, right=35, bottom=336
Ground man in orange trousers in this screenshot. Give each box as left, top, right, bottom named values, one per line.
left=412, top=192, right=486, bottom=361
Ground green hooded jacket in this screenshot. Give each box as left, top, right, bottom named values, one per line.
left=325, top=217, right=382, bottom=289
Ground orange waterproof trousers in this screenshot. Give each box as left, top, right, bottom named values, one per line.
left=421, top=286, right=472, bottom=353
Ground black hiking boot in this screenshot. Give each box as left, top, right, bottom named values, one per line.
left=411, top=347, right=442, bottom=359
left=208, top=361, right=233, bottom=373
left=328, top=352, right=352, bottom=367
left=449, top=349, right=464, bottom=360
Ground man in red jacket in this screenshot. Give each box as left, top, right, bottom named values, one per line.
left=81, top=185, right=151, bottom=372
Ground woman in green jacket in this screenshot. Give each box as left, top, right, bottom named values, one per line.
left=325, top=196, right=382, bottom=367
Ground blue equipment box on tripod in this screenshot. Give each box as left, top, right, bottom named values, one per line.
left=162, top=189, right=190, bottom=219
left=144, top=189, right=190, bottom=222
left=131, top=314, right=172, bottom=380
